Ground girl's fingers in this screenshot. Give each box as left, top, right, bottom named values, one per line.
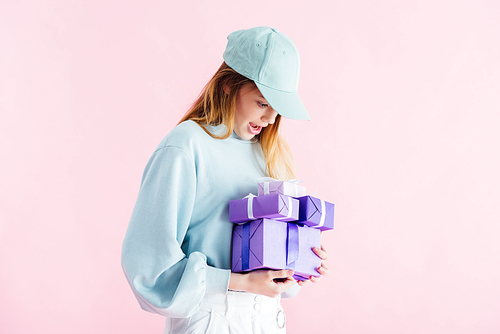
left=246, top=270, right=296, bottom=297
left=317, top=264, right=329, bottom=276
left=272, top=269, right=294, bottom=279
left=310, top=275, right=321, bottom=283
left=313, top=245, right=328, bottom=260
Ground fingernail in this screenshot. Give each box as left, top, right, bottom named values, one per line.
left=288, top=270, right=294, bottom=276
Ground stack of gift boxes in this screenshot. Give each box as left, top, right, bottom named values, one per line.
left=229, top=180, right=334, bottom=281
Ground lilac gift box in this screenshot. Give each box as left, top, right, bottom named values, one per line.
left=229, top=194, right=299, bottom=224
left=295, top=195, right=335, bottom=231
left=257, top=180, right=307, bottom=197
left=232, top=218, right=321, bottom=280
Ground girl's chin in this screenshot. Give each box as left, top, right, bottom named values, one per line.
left=234, top=128, right=256, bottom=140
left=241, top=133, right=256, bottom=140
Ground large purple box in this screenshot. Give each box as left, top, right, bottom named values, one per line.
left=229, top=194, right=299, bottom=224
left=232, top=218, right=321, bottom=280
left=296, top=196, right=335, bottom=231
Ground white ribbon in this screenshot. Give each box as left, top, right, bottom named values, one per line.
left=317, top=199, right=326, bottom=228
left=258, top=177, right=277, bottom=196
left=286, top=179, right=303, bottom=197
left=244, top=193, right=257, bottom=220
left=264, top=182, right=270, bottom=195
left=276, top=195, right=294, bottom=221
left=286, top=196, right=294, bottom=219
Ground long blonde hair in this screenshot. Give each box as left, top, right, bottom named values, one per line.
left=179, top=62, right=296, bottom=180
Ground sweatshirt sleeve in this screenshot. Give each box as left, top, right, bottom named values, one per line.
left=121, top=145, right=230, bottom=318
left=281, top=283, right=301, bottom=298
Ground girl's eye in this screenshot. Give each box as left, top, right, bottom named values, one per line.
left=257, top=102, right=269, bottom=108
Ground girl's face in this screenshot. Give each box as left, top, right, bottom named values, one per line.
left=233, top=84, right=278, bottom=140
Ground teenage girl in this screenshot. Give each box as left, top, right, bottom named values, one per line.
left=122, top=26, right=328, bottom=334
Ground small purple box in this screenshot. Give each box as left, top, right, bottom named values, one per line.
left=229, top=194, right=299, bottom=224
left=232, top=218, right=321, bottom=280
left=296, top=196, right=335, bottom=231
left=258, top=180, right=307, bottom=197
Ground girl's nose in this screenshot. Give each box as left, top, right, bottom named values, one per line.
left=262, top=109, right=278, bottom=124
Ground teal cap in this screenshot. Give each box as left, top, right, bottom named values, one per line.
left=223, top=27, right=310, bottom=120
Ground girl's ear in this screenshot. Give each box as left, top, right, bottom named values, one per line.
left=223, top=84, right=230, bottom=95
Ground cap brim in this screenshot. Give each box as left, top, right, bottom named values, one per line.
left=255, top=82, right=310, bottom=121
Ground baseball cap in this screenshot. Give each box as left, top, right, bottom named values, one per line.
left=223, top=27, right=310, bottom=120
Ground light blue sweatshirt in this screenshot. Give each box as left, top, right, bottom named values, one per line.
left=122, top=120, right=298, bottom=319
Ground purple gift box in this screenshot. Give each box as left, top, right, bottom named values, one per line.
left=232, top=218, right=321, bottom=280
left=257, top=180, right=307, bottom=197
left=229, top=194, right=299, bottom=224
left=295, top=196, right=335, bottom=231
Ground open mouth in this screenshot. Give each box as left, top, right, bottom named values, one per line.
left=249, top=122, right=262, bottom=135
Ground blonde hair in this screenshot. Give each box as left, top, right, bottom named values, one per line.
left=179, top=62, right=296, bottom=180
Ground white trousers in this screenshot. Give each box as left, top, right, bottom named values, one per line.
left=164, top=291, right=287, bottom=334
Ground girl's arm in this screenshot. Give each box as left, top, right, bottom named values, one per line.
left=122, top=146, right=230, bottom=318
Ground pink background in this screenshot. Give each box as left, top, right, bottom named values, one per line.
left=1, top=1, right=499, bottom=333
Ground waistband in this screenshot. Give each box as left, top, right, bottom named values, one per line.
left=200, top=291, right=281, bottom=315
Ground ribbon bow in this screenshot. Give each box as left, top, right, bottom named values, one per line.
left=243, top=193, right=257, bottom=220
left=257, top=177, right=303, bottom=184
left=258, top=178, right=304, bottom=197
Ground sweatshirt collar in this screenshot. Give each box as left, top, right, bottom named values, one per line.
left=204, top=123, right=259, bottom=144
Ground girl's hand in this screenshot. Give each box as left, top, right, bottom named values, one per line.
left=229, top=269, right=296, bottom=298
left=297, top=244, right=329, bottom=286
